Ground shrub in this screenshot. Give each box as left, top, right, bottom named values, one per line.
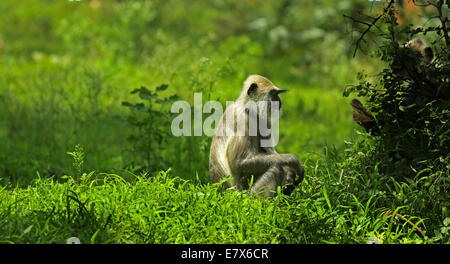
left=344, top=0, right=449, bottom=179
left=121, top=84, right=179, bottom=174
left=342, top=0, right=449, bottom=242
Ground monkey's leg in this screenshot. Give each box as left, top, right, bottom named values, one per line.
left=250, top=165, right=283, bottom=197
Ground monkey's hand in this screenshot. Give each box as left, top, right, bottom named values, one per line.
left=280, top=153, right=304, bottom=186
left=279, top=154, right=303, bottom=175
left=281, top=165, right=303, bottom=195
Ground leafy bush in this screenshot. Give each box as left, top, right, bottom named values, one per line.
left=121, top=85, right=179, bottom=174
left=343, top=0, right=449, bottom=242
left=345, top=42, right=449, bottom=177
left=344, top=0, right=449, bottom=176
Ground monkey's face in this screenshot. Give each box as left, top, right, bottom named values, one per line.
left=243, top=75, right=287, bottom=120
left=244, top=75, right=287, bottom=107
left=268, top=89, right=287, bottom=110
left=404, top=38, right=434, bottom=63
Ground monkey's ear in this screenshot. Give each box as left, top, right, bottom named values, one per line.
left=247, top=83, right=258, bottom=96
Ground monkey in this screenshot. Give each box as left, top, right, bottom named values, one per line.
left=393, top=37, right=435, bottom=79
left=403, top=38, right=434, bottom=63
left=209, top=75, right=304, bottom=197
left=350, top=98, right=380, bottom=135
left=350, top=37, right=435, bottom=134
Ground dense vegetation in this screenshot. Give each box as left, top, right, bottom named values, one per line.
left=0, top=0, right=448, bottom=243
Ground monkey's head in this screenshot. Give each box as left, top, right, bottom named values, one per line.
left=403, top=38, right=434, bottom=63
left=240, top=75, right=287, bottom=108
left=393, top=38, right=434, bottom=78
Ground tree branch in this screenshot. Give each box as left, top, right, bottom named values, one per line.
left=344, top=0, right=395, bottom=57
left=413, top=0, right=449, bottom=46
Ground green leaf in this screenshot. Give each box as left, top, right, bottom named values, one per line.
left=167, top=94, right=180, bottom=101
left=139, top=86, right=151, bottom=93
left=138, top=88, right=155, bottom=100
left=322, top=187, right=332, bottom=211
left=91, top=229, right=101, bottom=244
left=121, top=101, right=133, bottom=107
left=130, top=88, right=141, bottom=94
left=134, top=103, right=145, bottom=112
left=156, top=84, right=168, bottom=92
left=23, top=225, right=33, bottom=235
left=140, top=92, right=156, bottom=100
left=444, top=217, right=450, bottom=227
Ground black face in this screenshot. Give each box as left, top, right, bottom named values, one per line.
left=272, top=91, right=282, bottom=109
left=269, top=89, right=287, bottom=110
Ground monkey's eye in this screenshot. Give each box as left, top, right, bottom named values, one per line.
left=247, top=83, right=258, bottom=96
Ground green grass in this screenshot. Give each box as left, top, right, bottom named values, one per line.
left=1, top=152, right=442, bottom=244
left=0, top=172, right=417, bottom=244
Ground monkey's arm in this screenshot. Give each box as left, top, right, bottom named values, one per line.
left=226, top=136, right=298, bottom=176
left=261, top=148, right=303, bottom=176
left=238, top=154, right=284, bottom=174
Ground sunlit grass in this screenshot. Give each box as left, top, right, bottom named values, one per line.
left=0, top=167, right=430, bottom=244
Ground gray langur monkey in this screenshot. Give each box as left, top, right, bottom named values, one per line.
left=209, top=75, right=304, bottom=197
left=393, top=37, right=435, bottom=78
left=403, top=38, right=434, bottom=63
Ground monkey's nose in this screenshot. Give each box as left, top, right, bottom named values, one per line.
left=276, top=89, right=288, bottom=94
